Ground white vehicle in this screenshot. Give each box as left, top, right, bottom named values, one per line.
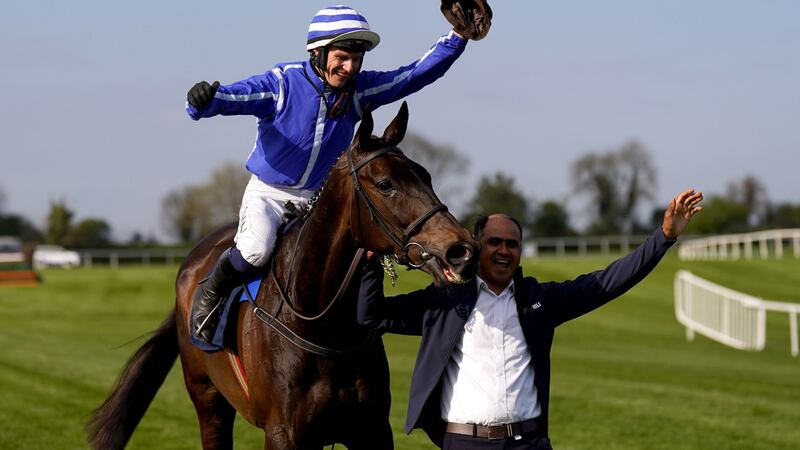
left=0, top=236, right=25, bottom=264
left=33, top=245, right=81, bottom=269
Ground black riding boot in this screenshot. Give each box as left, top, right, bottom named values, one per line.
left=191, top=249, right=243, bottom=344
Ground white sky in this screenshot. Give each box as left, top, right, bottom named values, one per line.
left=1, top=1, right=798, bottom=241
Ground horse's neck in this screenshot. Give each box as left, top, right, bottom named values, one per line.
left=280, top=177, right=359, bottom=316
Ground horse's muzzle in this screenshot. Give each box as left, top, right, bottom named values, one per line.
left=445, top=241, right=478, bottom=279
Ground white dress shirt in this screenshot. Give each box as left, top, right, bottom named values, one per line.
left=440, top=276, right=541, bottom=425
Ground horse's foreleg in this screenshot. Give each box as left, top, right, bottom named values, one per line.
left=185, top=378, right=236, bottom=450
left=262, top=425, right=293, bottom=450
left=262, top=425, right=327, bottom=450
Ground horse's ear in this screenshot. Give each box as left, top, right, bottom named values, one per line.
left=381, top=101, right=408, bottom=147
left=355, top=107, right=375, bottom=151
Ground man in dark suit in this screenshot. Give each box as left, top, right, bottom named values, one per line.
left=358, top=189, right=703, bottom=449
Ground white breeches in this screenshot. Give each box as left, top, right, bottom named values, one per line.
left=233, top=175, right=314, bottom=267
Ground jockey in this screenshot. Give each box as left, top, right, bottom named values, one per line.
left=185, top=5, right=484, bottom=345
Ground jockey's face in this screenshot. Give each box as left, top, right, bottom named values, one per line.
left=322, top=46, right=363, bottom=89
left=477, top=215, right=521, bottom=295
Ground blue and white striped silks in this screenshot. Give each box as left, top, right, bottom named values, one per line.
left=186, top=31, right=466, bottom=191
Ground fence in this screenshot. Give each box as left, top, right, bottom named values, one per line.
left=674, top=270, right=799, bottom=357
left=67, top=229, right=800, bottom=264
left=79, top=249, right=188, bottom=268
left=37, top=234, right=659, bottom=268
left=80, top=237, right=646, bottom=266
left=524, top=235, right=649, bottom=258
left=678, top=229, right=800, bottom=261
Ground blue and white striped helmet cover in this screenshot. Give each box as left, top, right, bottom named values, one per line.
left=306, top=5, right=380, bottom=51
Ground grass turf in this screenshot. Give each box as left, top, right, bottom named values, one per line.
left=0, top=252, right=797, bottom=449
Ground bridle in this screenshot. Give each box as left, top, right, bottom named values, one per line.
left=247, top=145, right=450, bottom=357
left=348, top=146, right=447, bottom=269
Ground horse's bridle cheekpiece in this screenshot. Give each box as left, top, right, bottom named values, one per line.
left=348, top=146, right=447, bottom=268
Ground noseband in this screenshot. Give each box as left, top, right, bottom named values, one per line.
left=348, top=146, right=447, bottom=268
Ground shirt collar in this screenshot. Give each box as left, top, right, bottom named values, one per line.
left=475, top=275, right=515, bottom=297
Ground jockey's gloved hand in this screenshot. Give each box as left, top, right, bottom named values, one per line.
left=441, top=0, right=492, bottom=40
left=187, top=80, right=220, bottom=109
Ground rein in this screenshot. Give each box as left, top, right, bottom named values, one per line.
left=269, top=248, right=364, bottom=321
left=249, top=146, right=447, bottom=357
left=244, top=273, right=375, bottom=358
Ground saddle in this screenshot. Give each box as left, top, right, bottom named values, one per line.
left=190, top=203, right=308, bottom=352
left=189, top=276, right=263, bottom=352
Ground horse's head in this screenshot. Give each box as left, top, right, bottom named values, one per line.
left=345, top=102, right=477, bottom=286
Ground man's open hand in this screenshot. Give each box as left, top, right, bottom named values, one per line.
left=662, top=189, right=704, bottom=240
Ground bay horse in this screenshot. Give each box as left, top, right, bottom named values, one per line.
left=87, top=102, right=477, bottom=450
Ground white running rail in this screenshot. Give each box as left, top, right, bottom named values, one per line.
left=674, top=270, right=800, bottom=357
left=678, top=228, right=800, bottom=260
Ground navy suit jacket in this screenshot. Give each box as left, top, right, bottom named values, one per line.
left=357, top=228, right=675, bottom=447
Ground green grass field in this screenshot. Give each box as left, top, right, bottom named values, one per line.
left=1, top=252, right=798, bottom=449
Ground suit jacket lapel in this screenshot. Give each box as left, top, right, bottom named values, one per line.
left=446, top=281, right=479, bottom=326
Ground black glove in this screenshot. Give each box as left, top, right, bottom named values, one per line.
left=187, top=80, right=220, bottom=109
left=441, top=0, right=492, bottom=41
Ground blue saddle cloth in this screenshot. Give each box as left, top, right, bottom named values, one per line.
left=190, top=275, right=264, bottom=352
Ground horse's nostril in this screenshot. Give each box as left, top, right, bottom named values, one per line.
left=445, top=243, right=474, bottom=266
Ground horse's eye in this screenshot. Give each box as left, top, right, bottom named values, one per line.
left=376, top=179, right=394, bottom=193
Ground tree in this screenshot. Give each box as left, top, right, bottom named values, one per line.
left=571, top=140, right=657, bottom=235
left=66, top=218, right=112, bottom=248
left=684, top=195, right=749, bottom=235
left=161, top=162, right=250, bottom=243
left=204, top=162, right=251, bottom=226
left=462, top=172, right=531, bottom=235
left=0, top=213, right=43, bottom=242
left=402, top=132, right=470, bottom=209
left=0, top=188, right=44, bottom=242
left=725, top=175, right=768, bottom=227
left=766, top=202, right=800, bottom=228
left=45, top=200, right=74, bottom=245
left=127, top=231, right=161, bottom=248
left=531, top=200, right=574, bottom=237
left=161, top=186, right=212, bottom=243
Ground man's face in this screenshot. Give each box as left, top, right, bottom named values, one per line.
left=477, top=215, right=522, bottom=294
left=322, top=47, right=363, bottom=89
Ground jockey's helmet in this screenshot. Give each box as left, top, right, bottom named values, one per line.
left=306, top=5, right=380, bottom=53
